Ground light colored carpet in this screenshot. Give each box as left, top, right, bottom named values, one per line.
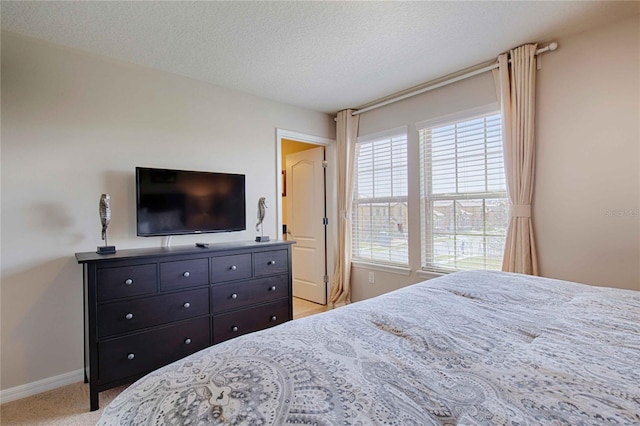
left=0, top=298, right=327, bottom=425
left=0, top=382, right=127, bottom=425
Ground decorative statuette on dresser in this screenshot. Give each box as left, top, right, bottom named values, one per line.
left=76, top=240, right=294, bottom=411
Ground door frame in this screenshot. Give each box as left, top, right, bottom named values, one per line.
left=276, top=129, right=336, bottom=304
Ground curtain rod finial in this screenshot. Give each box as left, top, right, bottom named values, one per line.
left=548, top=42, right=558, bottom=51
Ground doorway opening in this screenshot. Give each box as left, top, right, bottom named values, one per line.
left=276, top=130, right=336, bottom=306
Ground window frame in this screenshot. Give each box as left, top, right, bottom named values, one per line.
left=351, top=126, right=409, bottom=267
left=417, top=104, right=508, bottom=273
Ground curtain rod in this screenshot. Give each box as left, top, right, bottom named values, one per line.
left=348, top=42, right=558, bottom=117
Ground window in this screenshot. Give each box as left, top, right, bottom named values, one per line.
left=352, top=129, right=408, bottom=265
left=418, top=110, right=508, bottom=272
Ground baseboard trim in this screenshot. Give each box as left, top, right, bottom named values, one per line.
left=0, top=369, right=84, bottom=405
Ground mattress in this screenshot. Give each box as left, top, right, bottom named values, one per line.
left=98, top=270, right=640, bottom=425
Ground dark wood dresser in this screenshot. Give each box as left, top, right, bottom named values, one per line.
left=76, top=240, right=294, bottom=411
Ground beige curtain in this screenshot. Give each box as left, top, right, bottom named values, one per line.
left=495, top=44, right=539, bottom=275
left=329, top=109, right=359, bottom=308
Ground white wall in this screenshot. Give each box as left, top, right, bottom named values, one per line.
left=535, top=14, right=639, bottom=290
left=0, top=33, right=334, bottom=391
left=352, top=13, right=640, bottom=301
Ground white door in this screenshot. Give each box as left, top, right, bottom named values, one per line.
left=286, top=147, right=326, bottom=304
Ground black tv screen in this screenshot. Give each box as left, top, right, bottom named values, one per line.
left=136, top=167, right=246, bottom=236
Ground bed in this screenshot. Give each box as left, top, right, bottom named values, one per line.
left=98, top=270, right=640, bottom=425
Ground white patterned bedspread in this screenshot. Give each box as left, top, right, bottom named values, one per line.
left=98, top=271, right=640, bottom=425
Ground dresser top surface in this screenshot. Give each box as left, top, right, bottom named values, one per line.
left=76, top=240, right=294, bottom=264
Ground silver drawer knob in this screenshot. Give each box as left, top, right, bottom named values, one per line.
left=182, top=271, right=190, bottom=278
left=124, top=278, right=133, bottom=286
left=268, top=260, right=276, bottom=265
left=269, top=286, right=276, bottom=291
left=183, top=302, right=191, bottom=309
left=127, top=353, right=135, bottom=360
left=230, top=265, right=237, bottom=271
left=125, top=313, right=134, bottom=320
left=231, top=293, right=238, bottom=299
left=231, top=326, right=239, bottom=332
left=271, top=315, right=277, bottom=321
left=184, top=338, right=192, bottom=345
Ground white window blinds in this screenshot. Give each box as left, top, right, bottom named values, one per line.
left=352, top=129, right=408, bottom=265
left=418, top=111, right=508, bottom=272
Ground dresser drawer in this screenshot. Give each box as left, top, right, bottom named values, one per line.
left=211, top=275, right=289, bottom=312
left=211, top=253, right=252, bottom=283
left=160, top=258, right=209, bottom=290
left=213, top=299, right=289, bottom=344
left=254, top=250, right=289, bottom=277
left=98, top=317, right=210, bottom=384
left=97, top=264, right=157, bottom=301
left=97, top=288, right=209, bottom=337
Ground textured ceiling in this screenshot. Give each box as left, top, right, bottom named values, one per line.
left=2, top=1, right=638, bottom=114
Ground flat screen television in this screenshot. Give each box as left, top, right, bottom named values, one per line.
left=136, top=167, right=246, bottom=237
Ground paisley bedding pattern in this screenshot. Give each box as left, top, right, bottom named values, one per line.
left=99, top=270, right=640, bottom=425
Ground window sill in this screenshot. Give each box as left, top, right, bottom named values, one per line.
left=351, top=261, right=411, bottom=276
left=416, top=269, right=449, bottom=280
